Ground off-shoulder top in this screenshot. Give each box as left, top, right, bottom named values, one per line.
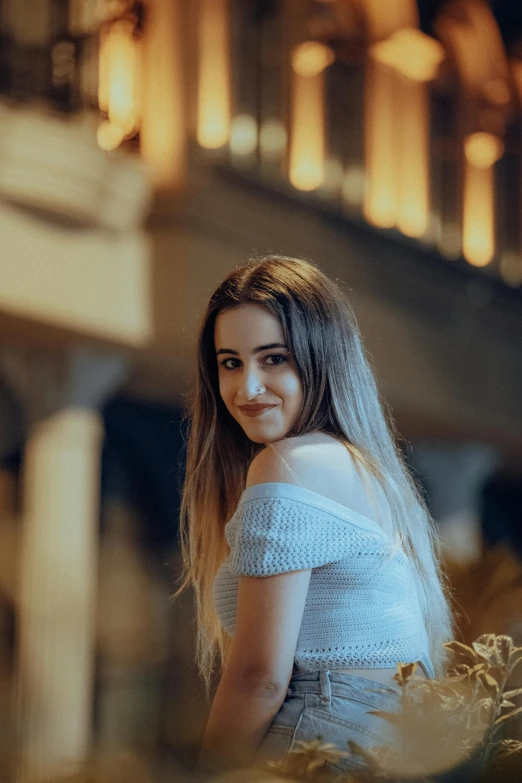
left=212, top=482, right=435, bottom=679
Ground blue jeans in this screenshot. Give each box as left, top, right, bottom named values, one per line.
left=254, top=669, right=401, bottom=775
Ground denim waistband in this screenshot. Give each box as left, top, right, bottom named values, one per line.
left=287, top=669, right=401, bottom=708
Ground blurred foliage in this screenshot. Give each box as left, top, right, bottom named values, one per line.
left=209, top=635, right=522, bottom=783
left=445, top=545, right=522, bottom=646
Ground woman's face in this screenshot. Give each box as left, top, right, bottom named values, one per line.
left=214, top=303, right=304, bottom=444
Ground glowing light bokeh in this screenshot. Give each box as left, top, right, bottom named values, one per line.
left=98, top=20, right=141, bottom=142
left=97, top=120, right=124, bottom=151
left=397, top=79, right=429, bottom=237
left=197, top=0, right=231, bottom=149
left=464, top=132, right=504, bottom=169
left=463, top=160, right=495, bottom=266
left=364, top=59, right=398, bottom=228
left=289, top=69, right=325, bottom=191
left=229, top=115, right=258, bottom=156
left=371, top=28, right=445, bottom=82
left=139, top=0, right=186, bottom=189
left=360, top=0, right=418, bottom=41
left=289, top=42, right=334, bottom=192
left=108, top=24, right=141, bottom=137
left=365, top=29, right=437, bottom=237
left=291, top=41, right=335, bottom=78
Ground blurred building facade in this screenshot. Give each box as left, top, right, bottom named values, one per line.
left=0, top=0, right=522, bottom=778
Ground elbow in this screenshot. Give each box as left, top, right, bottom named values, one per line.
left=232, top=667, right=289, bottom=702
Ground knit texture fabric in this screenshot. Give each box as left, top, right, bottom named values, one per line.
left=213, top=482, right=435, bottom=679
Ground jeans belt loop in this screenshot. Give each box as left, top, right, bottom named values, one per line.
left=319, top=669, right=331, bottom=706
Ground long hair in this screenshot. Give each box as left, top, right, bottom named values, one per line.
left=173, top=255, right=455, bottom=699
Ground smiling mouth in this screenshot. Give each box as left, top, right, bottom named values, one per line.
left=240, top=405, right=276, bottom=417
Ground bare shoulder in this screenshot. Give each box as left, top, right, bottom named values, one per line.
left=246, top=432, right=387, bottom=522
left=246, top=432, right=360, bottom=491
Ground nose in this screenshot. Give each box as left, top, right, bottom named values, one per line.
left=239, top=365, right=265, bottom=400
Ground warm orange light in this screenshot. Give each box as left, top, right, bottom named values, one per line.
left=371, top=28, right=444, bottom=82
left=464, top=132, right=503, bottom=169
left=289, top=69, right=325, bottom=191
left=98, top=26, right=109, bottom=113
left=363, top=59, right=398, bottom=227
left=109, top=22, right=141, bottom=136
left=483, top=78, right=510, bottom=105
left=139, top=0, right=186, bottom=189
left=97, top=120, right=124, bottom=151
left=360, top=0, right=418, bottom=41
left=436, top=1, right=509, bottom=95
left=397, top=79, right=429, bottom=237
left=197, top=0, right=231, bottom=149
left=98, top=20, right=141, bottom=139
left=288, top=42, right=333, bottom=191
left=365, top=30, right=435, bottom=236
left=291, top=41, right=334, bottom=78
left=463, top=160, right=495, bottom=267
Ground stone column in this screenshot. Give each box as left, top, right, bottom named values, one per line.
left=0, top=346, right=128, bottom=782
left=17, top=408, right=103, bottom=779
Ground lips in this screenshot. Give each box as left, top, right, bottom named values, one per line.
left=240, top=404, right=276, bottom=416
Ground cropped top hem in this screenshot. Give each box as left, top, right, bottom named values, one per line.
left=214, top=481, right=436, bottom=680
left=292, top=651, right=435, bottom=680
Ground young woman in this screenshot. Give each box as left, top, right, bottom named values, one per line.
left=173, top=255, right=454, bottom=777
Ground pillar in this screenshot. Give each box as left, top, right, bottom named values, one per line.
left=0, top=346, right=128, bottom=782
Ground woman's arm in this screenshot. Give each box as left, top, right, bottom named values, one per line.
left=197, top=565, right=312, bottom=774
left=196, top=668, right=287, bottom=774
left=198, top=446, right=315, bottom=773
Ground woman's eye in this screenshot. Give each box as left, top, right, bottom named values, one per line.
left=220, top=359, right=237, bottom=370
left=265, top=354, right=287, bottom=366
left=220, top=354, right=287, bottom=371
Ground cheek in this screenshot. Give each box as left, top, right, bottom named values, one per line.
left=282, top=374, right=303, bottom=403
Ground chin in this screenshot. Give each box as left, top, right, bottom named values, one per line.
left=243, top=426, right=282, bottom=444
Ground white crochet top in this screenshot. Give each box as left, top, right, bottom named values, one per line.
left=213, top=482, right=435, bottom=679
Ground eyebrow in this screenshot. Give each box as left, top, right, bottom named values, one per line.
left=216, top=342, right=288, bottom=357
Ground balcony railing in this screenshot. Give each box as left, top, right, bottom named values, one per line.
left=1, top=0, right=521, bottom=289
left=193, top=0, right=522, bottom=289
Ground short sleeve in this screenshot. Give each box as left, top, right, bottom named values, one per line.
left=225, top=496, right=371, bottom=576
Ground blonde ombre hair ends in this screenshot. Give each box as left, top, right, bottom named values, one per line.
left=173, top=255, right=455, bottom=699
